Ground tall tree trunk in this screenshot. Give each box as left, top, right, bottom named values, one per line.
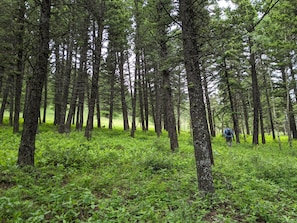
left=142, top=51, right=149, bottom=131
left=130, top=54, right=138, bottom=137
left=154, top=68, right=162, bottom=136
left=249, top=37, right=261, bottom=145
left=85, top=13, right=104, bottom=138
left=148, top=80, right=157, bottom=132
left=202, top=70, right=215, bottom=137
left=241, top=98, right=250, bottom=135
left=289, top=61, right=297, bottom=101
left=157, top=1, right=178, bottom=151
left=75, top=19, right=89, bottom=131
left=65, top=50, right=78, bottom=132
left=177, top=71, right=182, bottom=134
left=118, top=51, right=129, bottom=130
left=223, top=59, right=240, bottom=143
left=162, top=69, right=179, bottom=151
left=13, top=0, right=25, bottom=132
left=42, top=73, right=47, bottom=123
left=54, top=44, right=62, bottom=126
left=179, top=0, right=214, bottom=195
left=17, top=0, right=51, bottom=166
left=107, top=50, right=116, bottom=130
left=130, top=0, right=140, bottom=137
left=281, top=67, right=297, bottom=139
left=9, top=76, right=14, bottom=126
left=58, top=41, right=73, bottom=133
left=0, top=75, right=13, bottom=124
left=138, top=59, right=145, bottom=131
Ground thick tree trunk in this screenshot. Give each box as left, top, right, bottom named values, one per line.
left=179, top=0, right=214, bottom=195
left=17, top=0, right=51, bottom=166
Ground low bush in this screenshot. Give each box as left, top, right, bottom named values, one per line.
left=1, top=126, right=297, bottom=222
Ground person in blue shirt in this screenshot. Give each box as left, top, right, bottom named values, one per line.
left=224, top=128, right=234, bottom=146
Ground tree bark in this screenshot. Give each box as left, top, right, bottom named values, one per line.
left=107, top=49, right=116, bottom=130
left=13, top=0, right=25, bottom=133
left=179, top=0, right=214, bottom=195
left=58, top=40, right=73, bottom=133
left=54, top=44, right=62, bottom=126
left=118, top=51, right=129, bottom=130
left=249, top=37, right=261, bottom=145
left=202, top=70, right=215, bottom=137
left=0, top=75, right=12, bottom=124
left=75, top=18, right=89, bottom=131
left=17, top=0, right=51, bottom=166
left=223, top=58, right=240, bottom=143
left=85, top=13, right=104, bottom=138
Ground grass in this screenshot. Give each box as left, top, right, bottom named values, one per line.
left=1, top=122, right=297, bottom=222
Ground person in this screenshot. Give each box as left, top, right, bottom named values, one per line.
left=224, top=127, right=234, bottom=146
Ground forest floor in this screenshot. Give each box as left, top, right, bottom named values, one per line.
left=1, top=123, right=297, bottom=222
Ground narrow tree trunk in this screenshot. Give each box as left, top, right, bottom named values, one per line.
left=179, top=0, right=214, bottom=195
left=141, top=51, right=149, bottom=131
left=154, top=69, right=162, bottom=136
left=54, top=44, right=62, bottom=126
left=162, top=69, right=179, bottom=151
left=249, top=37, right=261, bottom=145
left=85, top=14, right=104, bottom=138
left=138, top=62, right=145, bottom=131
left=17, top=0, right=51, bottom=166
left=9, top=78, right=14, bottom=126
left=281, top=67, right=297, bottom=140
left=0, top=75, right=13, bottom=124
left=242, top=98, right=250, bottom=135
left=107, top=51, right=116, bottom=130
left=118, top=51, right=129, bottom=130
left=58, top=41, right=73, bottom=133
left=148, top=80, right=157, bottom=132
left=131, top=0, right=140, bottom=137
left=157, top=1, right=178, bottom=150
left=13, top=0, right=25, bottom=132
left=177, top=71, right=182, bottom=134
left=65, top=50, right=78, bottom=132
left=202, top=71, right=215, bottom=137
left=130, top=54, right=138, bottom=137
left=42, top=74, right=47, bottom=123
left=75, top=19, right=89, bottom=131
left=223, top=59, right=240, bottom=143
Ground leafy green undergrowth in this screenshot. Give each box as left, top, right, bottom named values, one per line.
left=1, top=124, right=297, bottom=222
